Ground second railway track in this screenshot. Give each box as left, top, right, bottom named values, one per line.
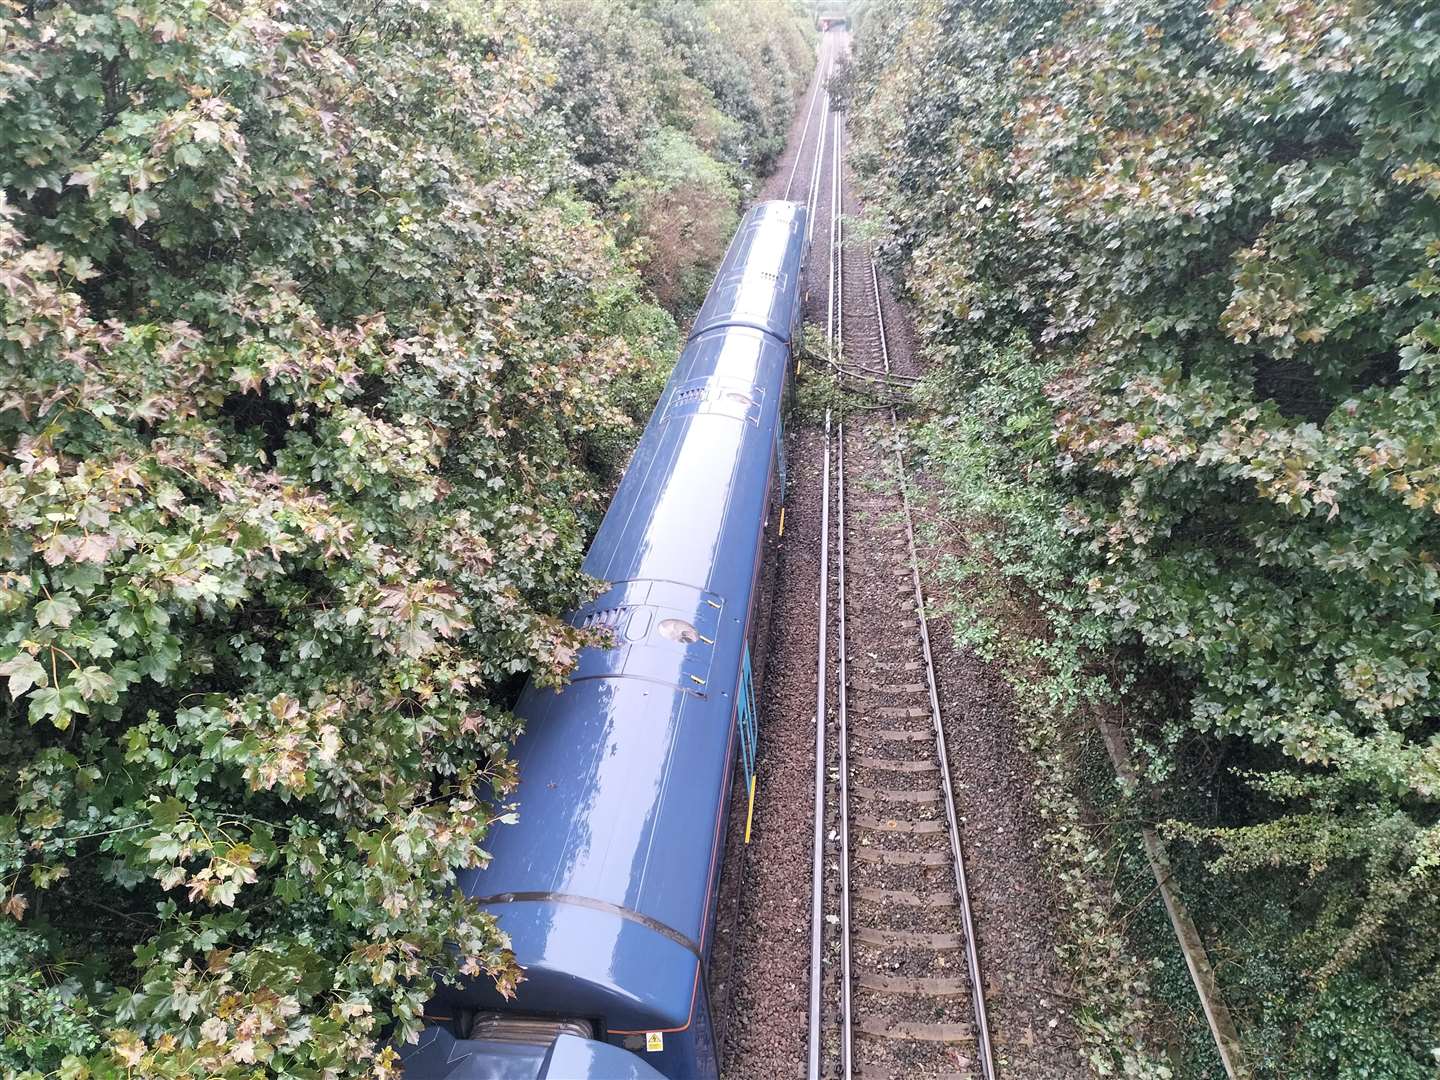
left=830, top=418, right=993, bottom=1079
left=730, top=26, right=1092, bottom=1080
left=809, top=68, right=996, bottom=1080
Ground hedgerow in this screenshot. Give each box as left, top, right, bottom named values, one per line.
left=851, top=0, right=1440, bottom=1072
left=0, top=0, right=809, bottom=1074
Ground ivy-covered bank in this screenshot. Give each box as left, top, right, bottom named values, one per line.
left=0, top=1, right=810, bottom=1074
left=849, top=0, right=1440, bottom=1075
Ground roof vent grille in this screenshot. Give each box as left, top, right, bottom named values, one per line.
left=672, top=385, right=707, bottom=406
left=578, top=606, right=628, bottom=632
left=468, top=1013, right=594, bottom=1045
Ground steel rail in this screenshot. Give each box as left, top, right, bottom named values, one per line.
left=836, top=385, right=855, bottom=1080
left=807, top=59, right=845, bottom=1080
left=869, top=245, right=997, bottom=1080
left=835, top=119, right=853, bottom=1055
left=804, top=37, right=843, bottom=1080
left=835, top=126, right=853, bottom=1080
left=825, top=112, right=839, bottom=355
left=806, top=407, right=831, bottom=1080
left=804, top=42, right=833, bottom=246
left=832, top=111, right=842, bottom=354
left=805, top=85, right=828, bottom=246
left=783, top=43, right=827, bottom=202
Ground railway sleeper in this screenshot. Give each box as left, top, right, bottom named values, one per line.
left=856, top=1018, right=975, bottom=1044
left=848, top=682, right=927, bottom=698
left=850, top=744, right=941, bottom=766
left=875, top=705, right=930, bottom=718
left=854, top=755, right=937, bottom=773
left=850, top=785, right=942, bottom=804
left=849, top=681, right=928, bottom=695
left=855, top=847, right=950, bottom=867
left=849, top=737, right=946, bottom=770
left=854, top=814, right=945, bottom=835
left=855, top=927, right=965, bottom=949
left=856, top=972, right=971, bottom=997
left=851, top=708, right=935, bottom=726
left=853, top=885, right=958, bottom=908
left=869, top=727, right=932, bottom=741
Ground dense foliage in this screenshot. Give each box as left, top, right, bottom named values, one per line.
left=0, top=1, right=809, bottom=1074
left=851, top=0, right=1440, bottom=1073
left=536, top=0, right=811, bottom=310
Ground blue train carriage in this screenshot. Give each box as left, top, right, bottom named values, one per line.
left=400, top=200, right=809, bottom=1080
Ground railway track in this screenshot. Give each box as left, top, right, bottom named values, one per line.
left=807, top=68, right=997, bottom=1080
left=708, top=39, right=836, bottom=1061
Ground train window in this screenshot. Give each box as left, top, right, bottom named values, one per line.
left=656, top=618, right=700, bottom=644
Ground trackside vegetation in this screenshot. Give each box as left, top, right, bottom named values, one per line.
left=850, top=0, right=1440, bottom=1074
left=0, top=1, right=810, bottom=1074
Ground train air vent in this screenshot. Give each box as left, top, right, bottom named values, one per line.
left=672, top=385, right=707, bottom=406
left=468, top=1013, right=594, bottom=1046
left=579, top=606, right=628, bottom=631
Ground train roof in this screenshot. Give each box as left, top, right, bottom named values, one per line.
left=688, top=200, right=807, bottom=344
left=439, top=212, right=805, bottom=1033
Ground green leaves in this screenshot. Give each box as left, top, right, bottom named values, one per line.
left=852, top=0, right=1440, bottom=1071
left=0, top=654, right=46, bottom=697
left=0, top=0, right=806, bottom=1074
left=34, top=595, right=78, bottom=629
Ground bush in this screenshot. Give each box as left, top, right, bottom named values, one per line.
left=851, top=0, right=1440, bottom=1070
left=0, top=0, right=806, bottom=1074
left=613, top=128, right=742, bottom=312
left=526, top=0, right=814, bottom=307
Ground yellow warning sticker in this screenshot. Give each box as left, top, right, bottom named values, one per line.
left=645, top=1031, right=664, bottom=1053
